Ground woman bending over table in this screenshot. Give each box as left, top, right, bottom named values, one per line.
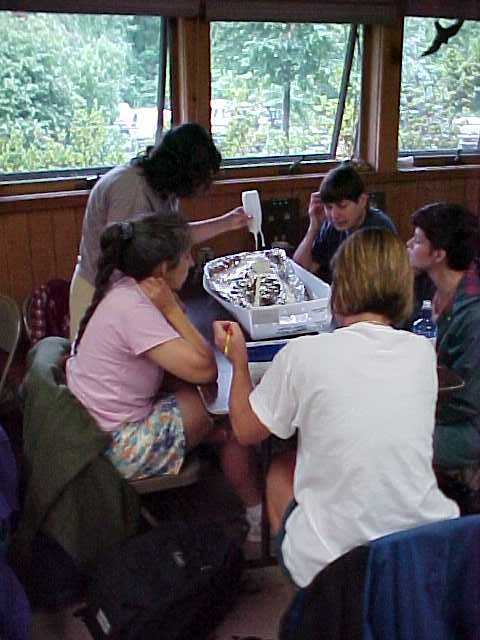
left=67, top=212, right=261, bottom=529
left=214, top=227, right=459, bottom=588
left=70, top=123, right=249, bottom=339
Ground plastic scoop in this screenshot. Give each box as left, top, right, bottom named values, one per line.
left=252, top=257, right=269, bottom=307
left=242, top=190, right=265, bottom=250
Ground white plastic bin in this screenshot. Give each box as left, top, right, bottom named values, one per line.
left=204, top=259, right=331, bottom=340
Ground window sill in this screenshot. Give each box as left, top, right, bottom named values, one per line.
left=0, top=158, right=345, bottom=197
left=1, top=157, right=479, bottom=199
left=398, top=154, right=480, bottom=169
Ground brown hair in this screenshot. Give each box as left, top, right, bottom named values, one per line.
left=75, top=211, right=190, bottom=353
left=319, top=161, right=365, bottom=204
left=331, top=227, right=413, bottom=325
left=411, top=202, right=479, bottom=271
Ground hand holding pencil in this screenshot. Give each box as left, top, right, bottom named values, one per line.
left=223, top=324, right=233, bottom=356
left=213, top=321, right=247, bottom=365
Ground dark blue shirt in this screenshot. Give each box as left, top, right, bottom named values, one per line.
left=311, top=207, right=396, bottom=284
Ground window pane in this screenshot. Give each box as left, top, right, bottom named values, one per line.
left=0, top=12, right=170, bottom=176
left=210, top=22, right=362, bottom=162
left=400, top=18, right=480, bottom=154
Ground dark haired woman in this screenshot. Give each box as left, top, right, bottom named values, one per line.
left=407, top=202, right=480, bottom=483
left=70, top=123, right=248, bottom=338
left=67, top=213, right=261, bottom=533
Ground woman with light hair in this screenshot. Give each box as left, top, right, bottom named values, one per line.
left=214, top=227, right=459, bottom=588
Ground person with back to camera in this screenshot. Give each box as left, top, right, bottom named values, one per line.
left=293, top=161, right=396, bottom=283
left=70, top=122, right=250, bottom=339
left=214, top=227, right=459, bottom=588
left=407, top=203, right=480, bottom=506
left=66, top=212, right=262, bottom=539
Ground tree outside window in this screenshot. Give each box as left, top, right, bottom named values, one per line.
left=400, top=18, right=480, bottom=154
left=0, top=12, right=168, bottom=177
left=210, top=22, right=362, bottom=161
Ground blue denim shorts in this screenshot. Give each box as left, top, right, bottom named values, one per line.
left=274, top=499, right=298, bottom=584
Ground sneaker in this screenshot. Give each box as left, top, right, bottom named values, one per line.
left=246, top=519, right=262, bottom=544
left=245, top=510, right=262, bottom=542
left=245, top=503, right=263, bottom=544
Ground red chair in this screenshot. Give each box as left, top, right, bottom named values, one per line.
left=22, top=279, right=70, bottom=346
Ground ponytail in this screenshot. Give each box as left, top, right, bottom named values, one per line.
left=74, top=223, right=126, bottom=353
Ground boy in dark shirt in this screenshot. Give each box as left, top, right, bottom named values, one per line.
left=293, top=162, right=395, bottom=283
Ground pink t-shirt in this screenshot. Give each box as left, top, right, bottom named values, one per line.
left=66, top=277, right=180, bottom=431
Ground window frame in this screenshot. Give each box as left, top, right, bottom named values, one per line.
left=0, top=10, right=171, bottom=184
left=1, top=10, right=480, bottom=195
left=209, top=21, right=362, bottom=166
left=398, top=16, right=480, bottom=163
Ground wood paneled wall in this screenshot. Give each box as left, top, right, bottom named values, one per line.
left=0, top=194, right=85, bottom=305
left=0, top=168, right=478, bottom=305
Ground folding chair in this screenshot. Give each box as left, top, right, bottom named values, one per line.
left=22, top=279, right=70, bottom=346
left=0, top=296, right=21, bottom=408
left=129, top=455, right=203, bottom=527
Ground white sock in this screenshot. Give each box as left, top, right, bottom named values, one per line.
left=246, top=502, right=262, bottom=526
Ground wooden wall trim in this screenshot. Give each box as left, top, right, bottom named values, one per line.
left=404, top=1, right=480, bottom=19
left=0, top=170, right=478, bottom=304
left=0, top=0, right=201, bottom=15
left=176, top=17, right=211, bottom=128
left=0, top=191, right=89, bottom=214
left=204, top=0, right=401, bottom=23
left=360, top=21, right=404, bottom=172
left=1, top=165, right=478, bottom=214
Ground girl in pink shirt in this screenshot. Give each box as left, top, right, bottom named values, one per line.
left=67, top=212, right=260, bottom=525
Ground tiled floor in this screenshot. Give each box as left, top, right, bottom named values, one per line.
left=213, top=564, right=295, bottom=640
left=30, top=564, right=294, bottom=640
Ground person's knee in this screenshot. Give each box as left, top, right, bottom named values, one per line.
left=266, top=449, right=296, bottom=494
left=266, top=451, right=295, bottom=524
left=174, top=386, right=212, bottom=449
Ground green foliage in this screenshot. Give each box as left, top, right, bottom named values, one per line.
left=0, top=11, right=161, bottom=174
left=123, top=16, right=164, bottom=108
left=400, top=18, right=480, bottom=151
left=0, top=107, right=127, bottom=173
left=0, top=12, right=478, bottom=173
left=211, top=21, right=361, bottom=159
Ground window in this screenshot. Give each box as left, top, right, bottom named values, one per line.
left=0, top=11, right=170, bottom=179
left=400, top=18, right=480, bottom=156
left=210, top=22, right=363, bottom=164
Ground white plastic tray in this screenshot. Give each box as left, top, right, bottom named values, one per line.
left=204, top=258, right=331, bottom=340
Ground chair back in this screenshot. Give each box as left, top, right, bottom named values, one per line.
left=280, top=516, right=480, bottom=640
left=0, top=296, right=21, bottom=401
left=364, top=516, right=480, bottom=638
left=22, top=279, right=70, bottom=346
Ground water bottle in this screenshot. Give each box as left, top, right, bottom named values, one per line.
left=412, top=299, right=437, bottom=343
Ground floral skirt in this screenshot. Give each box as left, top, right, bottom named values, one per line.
left=105, top=393, right=186, bottom=480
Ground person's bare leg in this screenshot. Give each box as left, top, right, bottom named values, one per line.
left=266, top=449, right=296, bottom=534
left=174, top=385, right=261, bottom=507
left=218, top=434, right=262, bottom=507
left=174, top=385, right=213, bottom=449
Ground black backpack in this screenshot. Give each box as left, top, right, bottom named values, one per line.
left=79, top=519, right=244, bottom=640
